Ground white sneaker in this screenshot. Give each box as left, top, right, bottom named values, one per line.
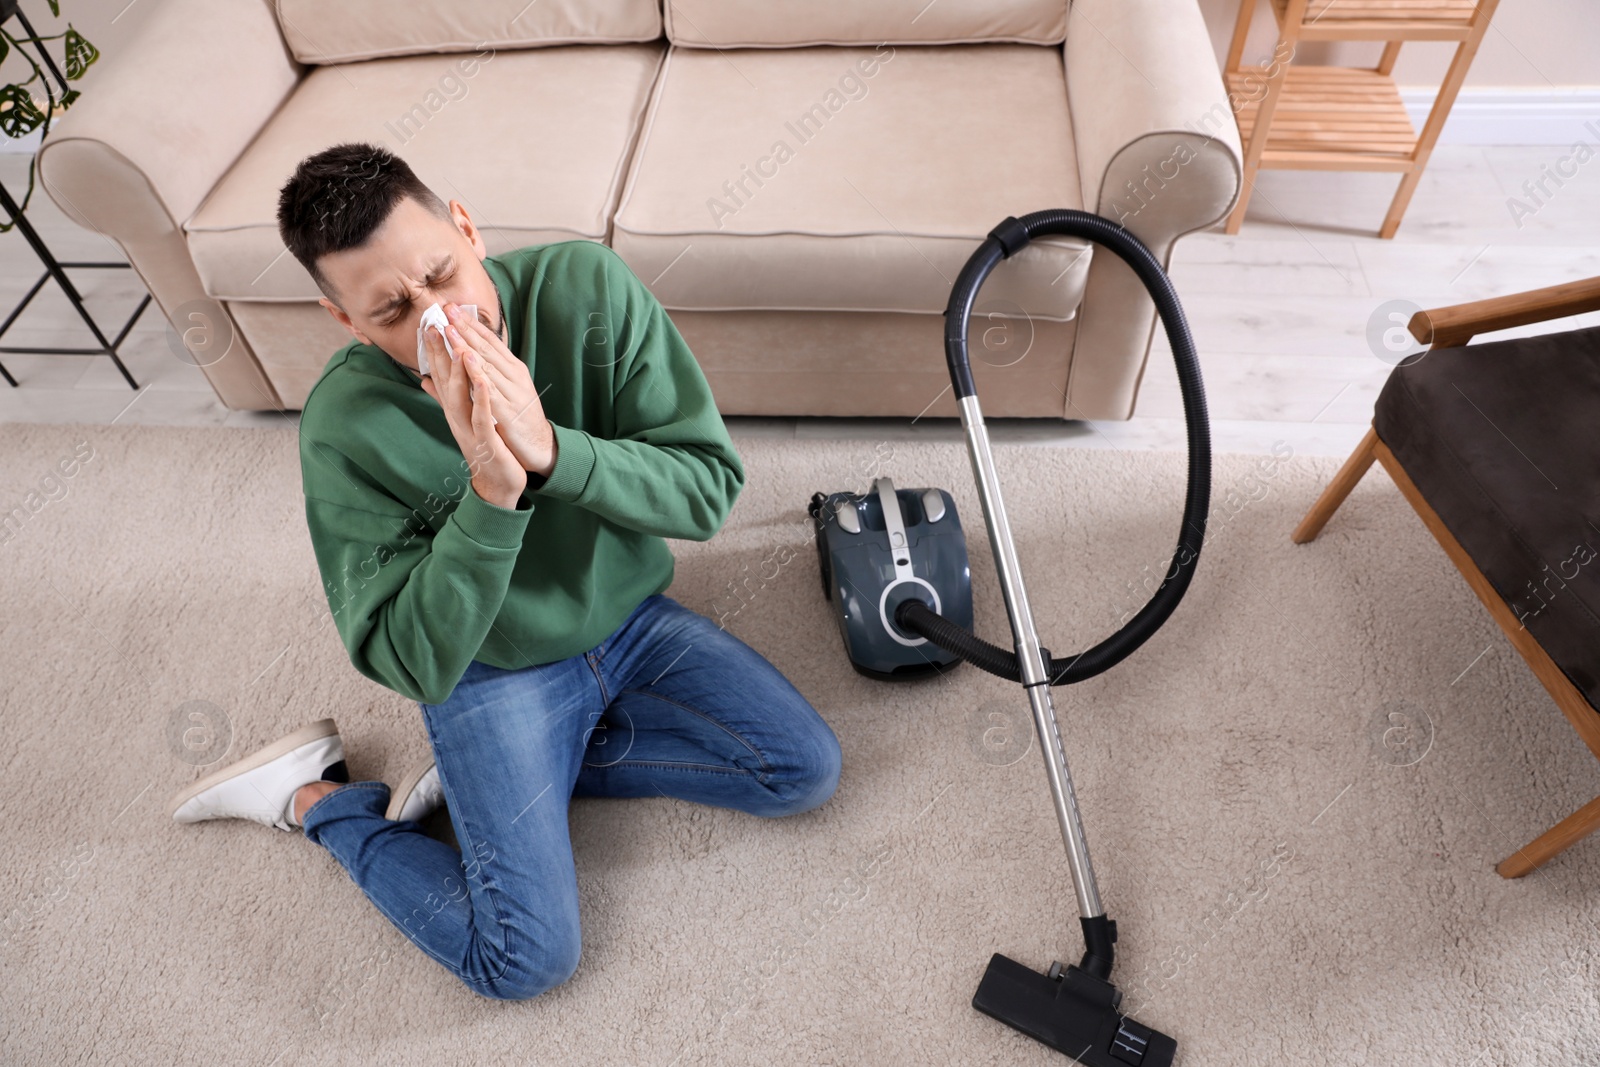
left=168, top=719, right=345, bottom=832
left=386, top=759, right=444, bottom=822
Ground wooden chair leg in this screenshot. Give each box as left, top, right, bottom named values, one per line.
left=1497, top=794, right=1600, bottom=879
left=1292, top=426, right=1378, bottom=543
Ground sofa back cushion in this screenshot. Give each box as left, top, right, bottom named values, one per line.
left=275, top=0, right=662, bottom=65
left=664, top=0, right=1067, bottom=47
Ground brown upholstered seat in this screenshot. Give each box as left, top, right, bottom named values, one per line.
left=1373, top=324, right=1600, bottom=712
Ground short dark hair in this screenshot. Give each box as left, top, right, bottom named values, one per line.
left=276, top=142, right=451, bottom=304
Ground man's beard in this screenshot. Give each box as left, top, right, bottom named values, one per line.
left=491, top=288, right=509, bottom=346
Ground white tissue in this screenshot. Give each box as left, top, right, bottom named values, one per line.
left=415, top=302, right=475, bottom=377
left=415, top=302, right=494, bottom=424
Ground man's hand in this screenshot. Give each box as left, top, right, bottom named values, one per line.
left=439, top=302, right=558, bottom=479
left=417, top=316, right=527, bottom=509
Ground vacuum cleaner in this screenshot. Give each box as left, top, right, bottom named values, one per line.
left=807, top=479, right=973, bottom=680
left=809, top=210, right=1210, bottom=1066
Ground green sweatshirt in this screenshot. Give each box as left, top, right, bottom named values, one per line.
left=298, top=240, right=745, bottom=705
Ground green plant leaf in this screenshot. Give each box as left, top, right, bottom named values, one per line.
left=61, top=88, right=79, bottom=107
left=48, top=0, right=59, bottom=15
left=0, top=85, right=45, bottom=138
left=0, top=37, right=10, bottom=69
left=64, top=28, right=98, bottom=80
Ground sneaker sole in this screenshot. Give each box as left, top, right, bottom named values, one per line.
left=385, top=759, right=439, bottom=821
left=167, top=718, right=340, bottom=819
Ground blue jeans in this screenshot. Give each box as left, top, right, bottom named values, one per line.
left=299, top=593, right=842, bottom=1000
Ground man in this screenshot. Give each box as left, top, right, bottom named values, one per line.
left=164, top=142, right=842, bottom=1001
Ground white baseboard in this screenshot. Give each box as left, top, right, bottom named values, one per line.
left=1401, top=87, right=1600, bottom=146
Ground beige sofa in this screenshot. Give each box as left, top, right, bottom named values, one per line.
left=39, top=0, right=1240, bottom=420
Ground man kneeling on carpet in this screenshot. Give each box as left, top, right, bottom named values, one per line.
left=164, top=142, right=842, bottom=1001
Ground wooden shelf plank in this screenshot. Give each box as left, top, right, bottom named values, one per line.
left=1228, top=65, right=1419, bottom=170
left=1268, top=0, right=1477, bottom=39
left=1259, top=152, right=1415, bottom=170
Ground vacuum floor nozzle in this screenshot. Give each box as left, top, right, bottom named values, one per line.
left=972, top=953, right=1176, bottom=1067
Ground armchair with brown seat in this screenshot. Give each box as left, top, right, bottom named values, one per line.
left=1293, top=275, right=1600, bottom=878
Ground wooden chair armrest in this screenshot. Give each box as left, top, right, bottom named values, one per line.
left=1407, top=275, right=1600, bottom=349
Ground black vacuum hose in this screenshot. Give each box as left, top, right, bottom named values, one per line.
left=895, top=210, right=1211, bottom=686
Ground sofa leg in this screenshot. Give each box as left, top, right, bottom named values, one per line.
left=1292, top=426, right=1378, bottom=544
left=1496, top=793, right=1600, bottom=878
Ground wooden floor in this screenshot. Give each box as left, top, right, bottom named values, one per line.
left=4, top=146, right=1598, bottom=457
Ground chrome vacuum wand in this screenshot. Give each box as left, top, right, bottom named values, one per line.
left=958, top=390, right=1105, bottom=923
left=896, top=210, right=1213, bottom=1067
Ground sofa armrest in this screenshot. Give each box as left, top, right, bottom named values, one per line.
left=39, top=0, right=302, bottom=235
left=36, top=0, right=302, bottom=411
left=1062, top=0, right=1242, bottom=420
left=1409, top=276, right=1600, bottom=349
left=1066, top=0, right=1242, bottom=225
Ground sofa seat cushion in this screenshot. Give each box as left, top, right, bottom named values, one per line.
left=184, top=44, right=665, bottom=302
left=1374, top=324, right=1600, bottom=711
left=611, top=43, right=1089, bottom=321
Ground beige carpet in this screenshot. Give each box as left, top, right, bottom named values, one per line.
left=3, top=420, right=1598, bottom=1065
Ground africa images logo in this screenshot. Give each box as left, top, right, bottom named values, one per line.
left=1504, top=120, right=1600, bottom=229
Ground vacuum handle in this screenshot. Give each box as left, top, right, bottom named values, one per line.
left=941, top=217, right=1028, bottom=400
left=925, top=210, right=1212, bottom=686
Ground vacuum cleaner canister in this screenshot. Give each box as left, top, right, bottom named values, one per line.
left=808, top=476, right=973, bottom=680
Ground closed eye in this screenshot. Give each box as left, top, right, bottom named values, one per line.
left=377, top=268, right=456, bottom=329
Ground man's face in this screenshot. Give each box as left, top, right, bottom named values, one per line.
left=316, top=194, right=505, bottom=377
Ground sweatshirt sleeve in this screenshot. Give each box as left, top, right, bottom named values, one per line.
left=302, top=450, right=534, bottom=705
left=532, top=246, right=745, bottom=542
